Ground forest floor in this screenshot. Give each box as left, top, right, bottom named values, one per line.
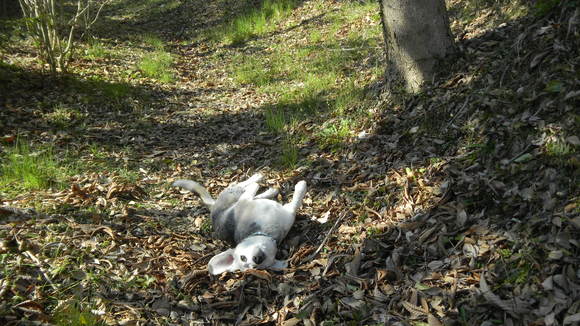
left=0, top=0, right=579, bottom=325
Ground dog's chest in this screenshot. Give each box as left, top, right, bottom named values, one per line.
left=212, top=205, right=289, bottom=246
left=212, top=210, right=270, bottom=244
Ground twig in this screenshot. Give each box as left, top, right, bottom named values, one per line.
left=23, top=251, right=58, bottom=291
left=446, top=97, right=470, bottom=128
left=190, top=253, right=213, bottom=266
left=499, top=65, right=510, bottom=87
left=322, top=254, right=349, bottom=276
left=506, top=144, right=533, bottom=165
left=303, top=211, right=347, bottom=263
left=364, top=206, right=382, bottom=219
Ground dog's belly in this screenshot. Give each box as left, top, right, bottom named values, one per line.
left=233, top=199, right=293, bottom=244
left=212, top=198, right=295, bottom=245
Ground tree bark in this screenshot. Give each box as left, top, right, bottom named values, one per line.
left=379, top=0, right=456, bottom=93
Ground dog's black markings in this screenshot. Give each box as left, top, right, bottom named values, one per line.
left=210, top=187, right=243, bottom=246
left=245, top=222, right=262, bottom=238
left=213, top=209, right=237, bottom=246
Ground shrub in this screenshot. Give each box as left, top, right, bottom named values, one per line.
left=18, top=0, right=110, bottom=73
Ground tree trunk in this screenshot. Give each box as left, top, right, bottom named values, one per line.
left=379, top=0, right=455, bottom=93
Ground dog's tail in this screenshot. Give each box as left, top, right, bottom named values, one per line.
left=172, top=180, right=215, bottom=207
left=284, top=181, right=307, bottom=214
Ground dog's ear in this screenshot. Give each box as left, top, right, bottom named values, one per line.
left=208, top=249, right=238, bottom=275
left=269, top=259, right=288, bottom=271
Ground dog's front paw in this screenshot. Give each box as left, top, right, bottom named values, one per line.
left=269, top=259, right=288, bottom=271
left=295, top=180, right=306, bottom=193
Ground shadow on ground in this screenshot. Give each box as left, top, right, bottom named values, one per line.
left=93, top=0, right=309, bottom=42
left=1, top=1, right=578, bottom=324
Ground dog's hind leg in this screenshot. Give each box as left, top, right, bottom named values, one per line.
left=254, top=188, right=278, bottom=199
left=239, top=183, right=260, bottom=202
left=283, top=181, right=307, bottom=215
left=215, top=175, right=264, bottom=208
left=233, top=173, right=263, bottom=189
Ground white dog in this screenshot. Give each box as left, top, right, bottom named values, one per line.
left=173, top=174, right=307, bottom=275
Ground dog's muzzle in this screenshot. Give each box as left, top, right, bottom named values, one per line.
left=253, top=250, right=265, bottom=264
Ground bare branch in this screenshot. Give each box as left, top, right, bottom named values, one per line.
left=18, top=0, right=110, bottom=73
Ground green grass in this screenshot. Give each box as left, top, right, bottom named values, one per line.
left=138, top=51, right=174, bottom=82
left=117, top=168, right=140, bottom=184
left=544, top=137, right=576, bottom=167
left=533, top=0, right=560, bottom=16
left=44, top=104, right=85, bottom=129
left=279, top=137, right=299, bottom=168
left=447, top=0, right=528, bottom=32
left=142, top=34, right=165, bottom=51
left=74, top=76, right=133, bottom=103
left=52, top=301, right=104, bottom=326
left=309, top=30, right=323, bottom=43
left=223, top=0, right=382, bottom=168
left=229, top=0, right=380, bottom=117
left=545, top=138, right=574, bottom=157
left=0, top=141, right=71, bottom=191
left=100, top=82, right=133, bottom=100
left=200, top=218, right=213, bottom=234
left=211, top=0, right=299, bottom=45
left=324, top=0, right=380, bottom=37
left=317, top=119, right=353, bottom=149
left=264, top=107, right=287, bottom=133
left=83, top=40, right=109, bottom=60
left=108, top=0, right=182, bottom=21
left=232, top=55, right=274, bottom=86
left=334, top=80, right=366, bottom=115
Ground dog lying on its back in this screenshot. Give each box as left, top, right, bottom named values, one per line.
left=173, top=174, right=307, bottom=275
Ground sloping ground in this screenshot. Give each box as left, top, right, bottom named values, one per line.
left=362, top=2, right=580, bottom=324
left=0, top=0, right=579, bottom=325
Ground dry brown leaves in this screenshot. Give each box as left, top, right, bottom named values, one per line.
left=55, top=175, right=147, bottom=208
left=1, top=1, right=579, bottom=325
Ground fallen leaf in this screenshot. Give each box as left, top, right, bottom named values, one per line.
left=479, top=273, right=529, bottom=317
left=566, top=135, right=580, bottom=146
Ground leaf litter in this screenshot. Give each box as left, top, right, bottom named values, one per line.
left=1, top=0, right=579, bottom=325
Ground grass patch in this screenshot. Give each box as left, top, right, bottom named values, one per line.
left=138, top=51, right=174, bottom=82
left=116, top=168, right=141, bottom=184
left=317, top=119, right=353, bottom=150
left=545, top=138, right=574, bottom=157
left=71, top=77, right=134, bottom=104
left=544, top=137, right=576, bottom=167
left=278, top=137, right=299, bottom=168
left=334, top=80, right=366, bottom=115
left=264, top=107, right=287, bottom=133
left=533, top=0, right=560, bottom=16
left=44, top=104, right=86, bottom=129
left=100, top=81, right=133, bottom=100
left=52, top=301, right=104, bottom=326
left=142, top=34, right=165, bottom=51
left=448, top=0, right=529, bottom=32
left=227, top=0, right=381, bottom=137
left=83, top=40, right=110, bottom=60
left=210, top=0, right=299, bottom=45
left=231, top=55, right=275, bottom=86
left=327, top=0, right=380, bottom=25
left=0, top=141, right=72, bottom=192
left=309, top=30, right=323, bottom=43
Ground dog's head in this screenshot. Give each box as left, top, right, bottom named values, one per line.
left=208, top=236, right=287, bottom=275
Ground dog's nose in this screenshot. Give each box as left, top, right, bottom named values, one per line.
left=253, top=252, right=265, bottom=265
